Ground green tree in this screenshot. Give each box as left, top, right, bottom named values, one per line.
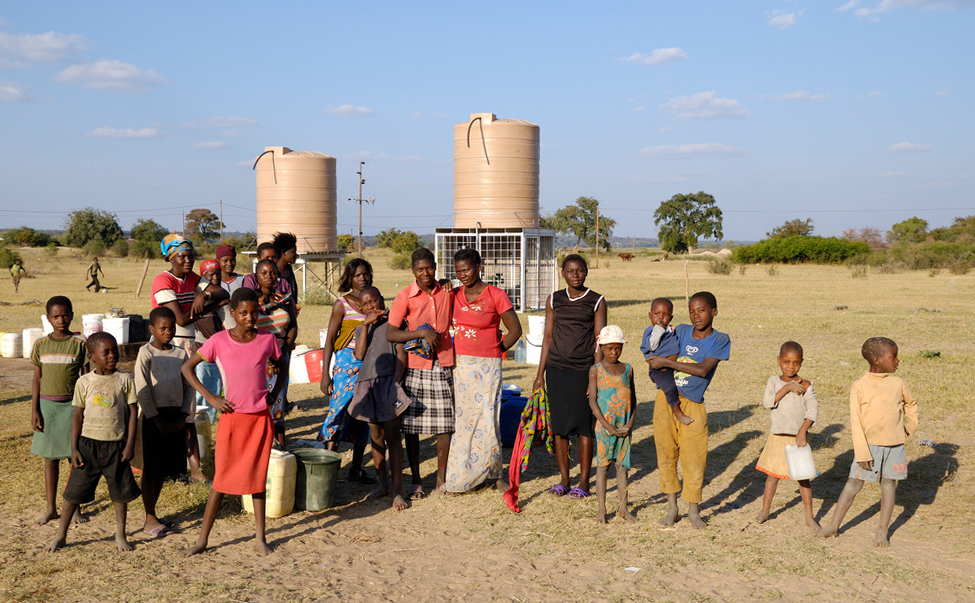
left=2, top=226, right=51, bottom=247
left=887, top=216, right=928, bottom=244
left=653, top=192, right=723, bottom=254
left=63, top=207, right=123, bottom=249
left=375, top=228, right=404, bottom=249
left=131, top=218, right=168, bottom=244
left=544, top=196, right=616, bottom=251
left=767, top=218, right=814, bottom=239
left=184, top=208, right=223, bottom=244
left=337, top=233, right=354, bottom=252
left=391, top=231, right=421, bottom=256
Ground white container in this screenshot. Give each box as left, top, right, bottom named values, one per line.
left=1, top=333, right=23, bottom=358
left=82, top=314, right=105, bottom=338
left=525, top=334, right=543, bottom=365
left=319, top=328, right=329, bottom=349
left=103, top=317, right=130, bottom=344
left=243, top=449, right=297, bottom=518
left=40, top=314, right=54, bottom=335
left=785, top=444, right=817, bottom=481
left=22, top=328, right=45, bottom=358
left=194, top=412, right=212, bottom=461
left=528, top=315, right=546, bottom=338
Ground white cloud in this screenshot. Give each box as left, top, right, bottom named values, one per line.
left=88, top=127, right=160, bottom=139
left=56, top=58, right=167, bottom=92
left=0, top=80, right=26, bottom=101
left=638, top=143, right=748, bottom=157
left=841, top=0, right=975, bottom=19
left=0, top=31, right=88, bottom=68
left=877, top=171, right=908, bottom=177
left=192, top=141, right=226, bottom=149
left=632, top=104, right=645, bottom=113
left=888, top=141, right=933, bottom=152
left=181, top=115, right=258, bottom=128
left=935, top=87, right=951, bottom=96
left=767, top=10, right=805, bottom=28
left=777, top=90, right=836, bottom=101
left=660, top=91, right=749, bottom=120
left=621, top=48, right=689, bottom=65
left=325, top=104, right=374, bottom=117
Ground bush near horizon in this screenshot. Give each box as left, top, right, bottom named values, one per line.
left=733, top=235, right=868, bottom=264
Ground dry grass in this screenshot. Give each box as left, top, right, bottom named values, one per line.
left=0, top=247, right=973, bottom=602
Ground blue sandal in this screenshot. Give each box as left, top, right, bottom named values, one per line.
left=567, top=487, right=590, bottom=499
left=548, top=484, right=568, bottom=497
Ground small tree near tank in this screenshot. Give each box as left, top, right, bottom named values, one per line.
left=653, top=192, right=723, bottom=254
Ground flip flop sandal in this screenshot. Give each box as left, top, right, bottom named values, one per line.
left=548, top=484, right=569, bottom=497
left=567, top=488, right=590, bottom=499
left=144, top=524, right=173, bottom=538
left=409, top=484, right=426, bottom=500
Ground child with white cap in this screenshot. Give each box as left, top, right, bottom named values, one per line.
left=588, top=325, right=637, bottom=523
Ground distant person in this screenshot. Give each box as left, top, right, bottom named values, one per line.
left=819, top=337, right=918, bottom=547
left=588, top=325, right=637, bottom=524
left=31, top=296, right=88, bottom=526
left=44, top=332, right=140, bottom=553
left=10, top=258, right=27, bottom=293
left=648, top=291, right=731, bottom=529
left=755, top=341, right=819, bottom=532
left=85, top=258, right=104, bottom=292
left=532, top=254, right=606, bottom=500
left=134, top=307, right=194, bottom=538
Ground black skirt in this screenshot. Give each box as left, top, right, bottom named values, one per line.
left=546, top=365, right=594, bottom=438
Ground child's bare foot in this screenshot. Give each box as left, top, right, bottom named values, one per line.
left=806, top=517, right=821, bottom=533
left=254, top=539, right=272, bottom=556
left=71, top=508, right=88, bottom=524
left=43, top=537, right=66, bottom=552
left=688, top=504, right=707, bottom=529
left=392, top=494, right=410, bottom=510
left=674, top=409, right=694, bottom=425
left=495, top=477, right=509, bottom=492
left=620, top=510, right=638, bottom=522
left=367, top=484, right=391, bottom=501
left=596, top=512, right=607, bottom=524
left=755, top=510, right=769, bottom=524
left=181, top=542, right=208, bottom=557
left=818, top=525, right=838, bottom=538
left=35, top=508, right=58, bottom=525
left=116, top=535, right=134, bottom=552
left=874, top=531, right=890, bottom=548
left=190, top=471, right=208, bottom=483
left=659, top=494, right=680, bottom=527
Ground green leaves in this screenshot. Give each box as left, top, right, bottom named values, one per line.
left=653, top=192, right=723, bottom=254
left=543, top=196, right=615, bottom=251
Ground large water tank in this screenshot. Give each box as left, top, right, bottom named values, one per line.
left=453, top=113, right=540, bottom=228
left=255, top=146, right=337, bottom=254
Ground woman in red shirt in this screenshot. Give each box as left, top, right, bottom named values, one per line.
left=443, top=248, right=522, bottom=494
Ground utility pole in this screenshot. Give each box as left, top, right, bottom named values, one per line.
left=595, top=203, right=600, bottom=268
left=350, top=161, right=375, bottom=256
left=219, top=200, right=223, bottom=242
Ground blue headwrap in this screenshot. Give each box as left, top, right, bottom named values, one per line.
left=161, top=234, right=194, bottom=260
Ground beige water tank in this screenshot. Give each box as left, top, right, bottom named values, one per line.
left=255, top=146, right=337, bottom=254
left=453, top=113, right=540, bottom=228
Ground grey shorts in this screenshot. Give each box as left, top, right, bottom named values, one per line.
left=849, top=444, right=907, bottom=482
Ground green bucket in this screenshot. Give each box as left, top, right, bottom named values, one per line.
left=292, top=448, right=343, bottom=511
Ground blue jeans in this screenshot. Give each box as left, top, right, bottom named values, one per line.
left=195, top=361, right=221, bottom=424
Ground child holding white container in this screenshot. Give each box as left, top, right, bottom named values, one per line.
left=755, top=341, right=819, bottom=532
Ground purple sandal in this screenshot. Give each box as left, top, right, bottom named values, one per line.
left=567, top=487, right=590, bottom=499
left=548, top=484, right=568, bottom=497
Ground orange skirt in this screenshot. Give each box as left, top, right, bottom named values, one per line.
left=212, top=410, right=274, bottom=495
left=756, top=433, right=794, bottom=480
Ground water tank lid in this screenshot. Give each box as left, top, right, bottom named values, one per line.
left=470, top=113, right=496, bottom=123
left=257, top=146, right=334, bottom=160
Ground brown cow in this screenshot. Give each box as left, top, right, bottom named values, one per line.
left=618, top=253, right=634, bottom=262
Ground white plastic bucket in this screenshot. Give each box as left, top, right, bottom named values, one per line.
left=243, top=449, right=297, bottom=518
left=1, top=333, right=23, bottom=358
left=82, top=314, right=105, bottom=338
left=528, top=315, right=545, bottom=338
left=40, top=315, right=54, bottom=335
left=785, top=444, right=817, bottom=481
left=103, top=317, right=130, bottom=344
left=22, top=328, right=44, bottom=358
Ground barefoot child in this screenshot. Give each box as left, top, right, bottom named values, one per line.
left=588, top=325, right=637, bottom=523
left=533, top=254, right=607, bottom=499
left=648, top=291, right=730, bottom=528
left=181, top=288, right=285, bottom=557
left=31, top=296, right=88, bottom=526
left=45, top=332, right=140, bottom=552
left=347, top=287, right=412, bottom=510
left=755, top=341, right=819, bottom=531
left=640, top=298, right=693, bottom=426
left=135, top=307, right=194, bottom=537
left=819, top=337, right=917, bottom=547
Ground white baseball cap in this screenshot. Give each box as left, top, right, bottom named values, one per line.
left=597, top=325, right=627, bottom=345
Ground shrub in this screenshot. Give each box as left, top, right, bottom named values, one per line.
left=704, top=258, right=733, bottom=275
left=389, top=253, right=411, bottom=270
left=765, top=265, right=779, bottom=276
left=887, top=241, right=975, bottom=270
left=112, top=239, right=129, bottom=257
left=0, top=248, right=22, bottom=269
left=130, top=239, right=159, bottom=259
left=732, top=236, right=869, bottom=264
left=82, top=240, right=107, bottom=259
left=738, top=263, right=747, bottom=276
left=44, top=242, right=59, bottom=259
left=3, top=226, right=52, bottom=247
left=948, top=261, right=971, bottom=275
left=849, top=264, right=868, bottom=279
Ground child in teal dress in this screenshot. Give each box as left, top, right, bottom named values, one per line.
left=588, top=325, right=637, bottom=523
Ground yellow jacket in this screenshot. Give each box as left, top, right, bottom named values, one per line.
left=849, top=372, right=918, bottom=463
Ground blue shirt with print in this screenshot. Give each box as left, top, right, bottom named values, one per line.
left=673, top=323, right=731, bottom=403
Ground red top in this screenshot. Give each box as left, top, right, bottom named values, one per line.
left=452, top=285, right=513, bottom=358
left=389, top=281, right=454, bottom=369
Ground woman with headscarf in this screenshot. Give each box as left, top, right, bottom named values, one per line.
left=150, top=234, right=228, bottom=480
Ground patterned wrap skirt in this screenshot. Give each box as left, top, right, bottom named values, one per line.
left=444, top=355, right=503, bottom=492
left=318, top=347, right=367, bottom=445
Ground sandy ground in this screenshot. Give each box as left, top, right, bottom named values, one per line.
left=2, top=355, right=973, bottom=603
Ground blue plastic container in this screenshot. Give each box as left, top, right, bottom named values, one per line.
left=500, top=395, right=528, bottom=447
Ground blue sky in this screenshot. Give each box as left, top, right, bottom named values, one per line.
left=1, top=1, right=973, bottom=242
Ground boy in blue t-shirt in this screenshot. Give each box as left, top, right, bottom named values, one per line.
left=648, top=291, right=731, bottom=529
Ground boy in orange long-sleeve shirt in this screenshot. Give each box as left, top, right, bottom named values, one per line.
left=819, top=337, right=918, bottom=547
